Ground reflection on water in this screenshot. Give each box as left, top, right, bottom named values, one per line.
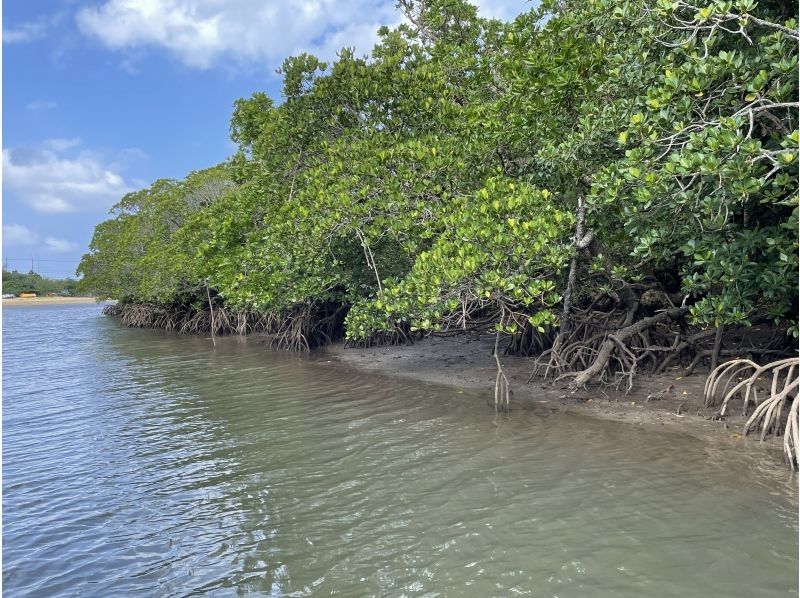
left=3, top=304, right=798, bottom=596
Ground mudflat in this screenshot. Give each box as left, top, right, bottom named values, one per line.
left=324, top=333, right=785, bottom=458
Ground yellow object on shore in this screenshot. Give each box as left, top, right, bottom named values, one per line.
left=19, top=292, right=38, bottom=298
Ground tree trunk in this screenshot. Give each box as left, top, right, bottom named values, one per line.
left=710, top=324, right=724, bottom=372
left=562, top=193, right=589, bottom=332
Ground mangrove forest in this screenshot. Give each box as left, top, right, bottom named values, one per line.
left=78, top=1, right=799, bottom=451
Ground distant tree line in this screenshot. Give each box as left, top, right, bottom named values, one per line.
left=3, top=270, right=79, bottom=296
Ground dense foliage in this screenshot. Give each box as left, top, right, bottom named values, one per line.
left=3, top=271, right=79, bottom=296
left=79, top=0, right=798, bottom=372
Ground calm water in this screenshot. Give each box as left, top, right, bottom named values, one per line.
left=3, top=304, right=798, bottom=596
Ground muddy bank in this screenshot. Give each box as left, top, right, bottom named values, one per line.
left=3, top=297, right=109, bottom=308
left=324, top=332, right=788, bottom=458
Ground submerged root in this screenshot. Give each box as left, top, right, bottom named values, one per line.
left=705, top=358, right=800, bottom=468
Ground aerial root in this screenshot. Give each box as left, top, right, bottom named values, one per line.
left=493, top=329, right=511, bottom=411
left=103, top=301, right=348, bottom=351
left=528, top=307, right=687, bottom=391
left=705, top=358, right=800, bottom=468
left=344, top=319, right=417, bottom=348
left=526, top=304, right=792, bottom=394
left=506, top=324, right=555, bottom=357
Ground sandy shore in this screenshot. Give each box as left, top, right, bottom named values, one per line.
left=324, top=332, right=785, bottom=457
left=3, top=297, right=109, bottom=308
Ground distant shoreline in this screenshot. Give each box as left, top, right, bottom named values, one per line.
left=3, top=297, right=112, bottom=308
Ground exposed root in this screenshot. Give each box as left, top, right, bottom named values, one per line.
left=525, top=294, right=793, bottom=393
left=344, top=320, right=416, bottom=348
left=493, top=330, right=511, bottom=411
left=684, top=347, right=791, bottom=376
left=103, top=301, right=347, bottom=351
left=575, top=306, right=688, bottom=389
left=653, top=328, right=717, bottom=374
left=206, top=284, right=217, bottom=348
left=531, top=306, right=688, bottom=391
left=506, top=324, right=555, bottom=357
left=705, top=358, right=800, bottom=468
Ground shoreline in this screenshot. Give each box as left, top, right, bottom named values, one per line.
left=96, top=310, right=793, bottom=468
left=3, top=297, right=107, bottom=308
left=323, top=332, right=788, bottom=460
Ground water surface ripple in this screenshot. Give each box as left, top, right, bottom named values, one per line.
left=3, top=305, right=797, bottom=596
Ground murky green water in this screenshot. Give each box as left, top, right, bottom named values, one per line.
left=3, top=304, right=797, bottom=596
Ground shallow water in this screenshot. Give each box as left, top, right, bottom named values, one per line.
left=3, top=304, right=797, bottom=596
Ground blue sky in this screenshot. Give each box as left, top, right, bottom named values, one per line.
left=3, top=0, right=530, bottom=279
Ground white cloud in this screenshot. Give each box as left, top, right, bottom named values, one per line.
left=3, top=13, right=65, bottom=44
left=42, top=137, right=82, bottom=152
left=75, top=0, right=535, bottom=70
left=3, top=140, right=134, bottom=213
left=474, top=0, right=534, bottom=21
left=3, top=20, right=48, bottom=44
left=310, top=19, right=390, bottom=66
left=76, top=0, right=397, bottom=69
left=2, top=225, right=77, bottom=254
left=3, top=224, right=38, bottom=246
left=26, top=100, right=58, bottom=111
left=43, top=237, right=79, bottom=253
